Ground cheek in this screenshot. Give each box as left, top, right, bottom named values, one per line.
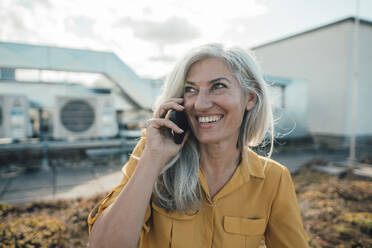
left=183, top=103, right=194, bottom=123
left=183, top=98, right=194, bottom=113
left=224, top=97, right=244, bottom=110
left=225, top=98, right=246, bottom=121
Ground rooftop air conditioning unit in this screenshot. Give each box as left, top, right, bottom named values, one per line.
left=0, top=94, right=30, bottom=139
left=53, top=96, right=118, bottom=139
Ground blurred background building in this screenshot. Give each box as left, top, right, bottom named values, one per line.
left=252, top=16, right=372, bottom=149
left=0, top=42, right=161, bottom=142
left=0, top=16, right=371, bottom=152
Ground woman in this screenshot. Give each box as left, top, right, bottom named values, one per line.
left=88, top=44, right=309, bottom=248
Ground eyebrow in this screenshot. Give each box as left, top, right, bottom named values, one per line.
left=185, top=77, right=232, bottom=85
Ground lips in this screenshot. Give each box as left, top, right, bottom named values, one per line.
left=197, top=115, right=223, bottom=124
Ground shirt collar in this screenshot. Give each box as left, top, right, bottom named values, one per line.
left=198, top=146, right=266, bottom=203
left=241, top=147, right=266, bottom=180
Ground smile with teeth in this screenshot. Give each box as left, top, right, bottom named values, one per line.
left=198, top=115, right=223, bottom=124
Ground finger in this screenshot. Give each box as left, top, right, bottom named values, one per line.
left=154, top=98, right=184, bottom=118
left=165, top=98, right=184, bottom=104
left=155, top=100, right=184, bottom=118
left=179, top=131, right=191, bottom=147
left=147, top=118, right=184, bottom=133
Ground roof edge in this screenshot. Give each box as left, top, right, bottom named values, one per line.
left=251, top=16, right=372, bottom=50
left=0, top=40, right=113, bottom=56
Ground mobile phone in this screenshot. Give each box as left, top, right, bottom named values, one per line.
left=168, top=109, right=190, bottom=144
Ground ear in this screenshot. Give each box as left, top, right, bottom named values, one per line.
left=245, top=92, right=257, bottom=111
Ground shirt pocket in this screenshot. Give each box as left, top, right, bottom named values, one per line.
left=151, top=203, right=197, bottom=248
left=223, top=216, right=266, bottom=248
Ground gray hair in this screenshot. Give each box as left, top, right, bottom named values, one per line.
left=152, top=43, right=274, bottom=212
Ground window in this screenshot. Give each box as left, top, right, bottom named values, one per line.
left=264, top=75, right=292, bottom=109
left=0, top=68, right=16, bottom=80
left=268, top=84, right=285, bottom=108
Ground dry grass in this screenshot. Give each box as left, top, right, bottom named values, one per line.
left=293, top=167, right=372, bottom=248
left=0, top=195, right=102, bottom=247
left=0, top=167, right=371, bottom=247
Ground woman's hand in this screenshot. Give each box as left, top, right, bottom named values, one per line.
left=89, top=99, right=189, bottom=248
left=144, top=98, right=189, bottom=169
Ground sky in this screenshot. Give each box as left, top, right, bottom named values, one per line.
left=0, top=0, right=371, bottom=79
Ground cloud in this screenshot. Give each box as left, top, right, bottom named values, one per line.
left=0, top=0, right=268, bottom=78
left=0, top=3, right=43, bottom=42
left=148, top=54, right=177, bottom=63
left=117, top=16, right=201, bottom=46
left=64, top=16, right=96, bottom=38
left=15, top=0, right=51, bottom=9
left=7, top=10, right=27, bottom=31
left=36, top=0, right=52, bottom=8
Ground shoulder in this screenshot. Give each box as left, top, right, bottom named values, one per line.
left=121, top=129, right=147, bottom=178
left=257, top=153, right=295, bottom=193
left=245, top=147, right=290, bottom=182
left=263, top=156, right=289, bottom=179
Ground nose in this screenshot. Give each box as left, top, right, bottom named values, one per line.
left=194, top=90, right=213, bottom=111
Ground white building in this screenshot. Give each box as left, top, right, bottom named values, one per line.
left=0, top=41, right=160, bottom=110
left=0, top=42, right=160, bottom=139
left=252, top=16, right=372, bottom=145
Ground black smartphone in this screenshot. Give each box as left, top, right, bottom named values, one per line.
left=168, top=109, right=190, bottom=144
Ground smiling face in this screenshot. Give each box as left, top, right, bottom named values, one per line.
left=184, top=57, right=256, bottom=145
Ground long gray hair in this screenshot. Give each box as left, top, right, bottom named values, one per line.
left=152, top=43, right=274, bottom=212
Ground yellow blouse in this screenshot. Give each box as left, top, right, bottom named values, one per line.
left=88, top=133, right=309, bottom=248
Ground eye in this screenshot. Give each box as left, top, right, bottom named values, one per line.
left=212, top=82, right=227, bottom=90
left=184, top=86, right=197, bottom=94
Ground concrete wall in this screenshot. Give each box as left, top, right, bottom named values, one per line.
left=252, top=20, right=366, bottom=137
left=345, top=21, right=372, bottom=136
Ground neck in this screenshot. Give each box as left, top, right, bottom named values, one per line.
left=200, top=140, right=241, bottom=177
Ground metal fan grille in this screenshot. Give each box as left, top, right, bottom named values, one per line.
left=60, top=100, right=95, bottom=132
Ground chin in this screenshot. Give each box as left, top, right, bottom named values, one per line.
left=195, top=134, right=224, bottom=145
